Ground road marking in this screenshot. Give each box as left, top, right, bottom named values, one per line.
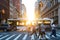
left=45, top=35, right=50, bottom=39
left=0, top=33, right=7, bottom=35
left=3, top=33, right=7, bottom=34
left=0, top=35, right=3, bottom=37
left=6, top=34, right=16, bottom=40
left=59, top=33, right=60, bottom=34
left=31, top=34, right=35, bottom=40
left=52, top=35, right=55, bottom=38
left=22, top=34, right=28, bottom=40
left=39, top=35, right=41, bottom=39
left=58, top=33, right=60, bottom=35
left=14, top=34, right=22, bottom=40
left=56, top=34, right=60, bottom=37
left=0, top=35, right=9, bottom=40
left=37, top=32, right=39, bottom=36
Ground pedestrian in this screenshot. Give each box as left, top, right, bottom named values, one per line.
left=50, top=23, right=57, bottom=37
left=32, top=25, right=37, bottom=36
left=40, top=23, right=46, bottom=39
left=38, top=24, right=41, bottom=38
left=30, top=25, right=37, bottom=40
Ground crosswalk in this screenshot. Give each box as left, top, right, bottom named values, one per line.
left=14, top=34, right=22, bottom=40
left=0, top=33, right=60, bottom=40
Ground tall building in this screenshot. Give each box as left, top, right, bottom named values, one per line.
left=13, top=0, right=20, bottom=11
left=40, top=0, right=60, bottom=25
left=35, top=0, right=41, bottom=19
left=9, top=0, right=22, bottom=19
left=12, top=0, right=21, bottom=18
left=0, top=0, right=9, bottom=24
left=22, top=4, right=26, bottom=18
left=10, top=0, right=18, bottom=19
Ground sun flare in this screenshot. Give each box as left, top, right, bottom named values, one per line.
left=22, top=0, right=37, bottom=21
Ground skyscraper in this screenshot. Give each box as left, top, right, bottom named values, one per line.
left=0, top=0, right=9, bottom=23
left=22, top=4, right=26, bottom=18
left=35, top=0, right=41, bottom=19
left=9, top=0, right=22, bottom=18
left=13, top=0, right=21, bottom=13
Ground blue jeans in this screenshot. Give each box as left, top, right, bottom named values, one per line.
left=50, top=29, right=57, bottom=37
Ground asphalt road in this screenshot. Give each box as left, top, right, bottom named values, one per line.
left=0, top=31, right=60, bottom=40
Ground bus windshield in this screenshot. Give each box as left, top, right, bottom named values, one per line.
left=7, top=19, right=26, bottom=26
left=37, top=18, right=53, bottom=25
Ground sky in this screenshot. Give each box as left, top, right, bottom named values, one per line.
left=22, top=0, right=37, bottom=20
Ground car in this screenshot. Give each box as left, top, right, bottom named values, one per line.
left=0, top=23, right=17, bottom=31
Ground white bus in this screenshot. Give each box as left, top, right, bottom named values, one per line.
left=37, top=18, right=53, bottom=30
left=7, top=18, right=27, bottom=26
left=37, top=18, right=53, bottom=24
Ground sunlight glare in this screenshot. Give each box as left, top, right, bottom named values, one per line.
left=22, top=0, right=37, bottom=21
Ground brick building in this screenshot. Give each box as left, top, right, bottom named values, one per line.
left=0, top=0, right=9, bottom=23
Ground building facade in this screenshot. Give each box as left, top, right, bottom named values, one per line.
left=9, top=0, right=22, bottom=19
left=12, top=0, right=21, bottom=18
left=0, top=0, right=9, bottom=24
left=22, top=4, right=26, bottom=18
left=35, top=0, right=41, bottom=19
left=10, top=0, right=18, bottom=19
left=40, top=0, right=60, bottom=25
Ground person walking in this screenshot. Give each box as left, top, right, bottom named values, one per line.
left=30, top=25, right=37, bottom=40
left=40, top=23, right=46, bottom=39
left=38, top=24, right=41, bottom=37
left=31, top=25, right=37, bottom=36
left=50, top=23, right=57, bottom=37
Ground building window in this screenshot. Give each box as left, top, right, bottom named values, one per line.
left=50, top=0, right=54, bottom=7
left=55, top=8, right=58, bottom=16
left=51, top=13, right=52, bottom=18
left=52, top=11, right=54, bottom=16
left=52, top=0, right=54, bottom=6
left=55, top=0, right=58, bottom=4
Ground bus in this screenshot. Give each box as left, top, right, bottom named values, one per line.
left=7, top=18, right=27, bottom=26
left=37, top=18, right=53, bottom=31
left=37, top=18, right=53, bottom=24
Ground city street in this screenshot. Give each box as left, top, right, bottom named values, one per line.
left=0, top=0, right=60, bottom=40
left=0, top=30, right=60, bottom=40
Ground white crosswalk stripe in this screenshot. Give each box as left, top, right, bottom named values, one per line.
left=0, top=32, right=60, bottom=40
left=22, top=34, right=28, bottom=40
left=47, top=33, right=60, bottom=37
left=0, top=35, right=3, bottom=37
left=0, top=33, right=8, bottom=37
left=14, top=34, right=22, bottom=40
left=0, top=35, right=9, bottom=40
left=45, top=35, right=50, bottom=39
left=56, top=34, right=60, bottom=37
left=6, top=34, right=16, bottom=40
left=31, top=34, right=35, bottom=40
left=2, top=33, right=7, bottom=34
left=59, top=33, right=60, bottom=34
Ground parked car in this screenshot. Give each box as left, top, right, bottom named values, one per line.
left=0, top=23, right=17, bottom=31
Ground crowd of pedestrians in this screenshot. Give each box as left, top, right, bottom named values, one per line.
left=28, top=22, right=57, bottom=40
